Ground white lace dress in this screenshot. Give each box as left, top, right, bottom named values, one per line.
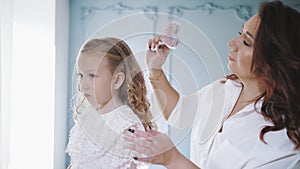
left=66, top=105, right=148, bottom=169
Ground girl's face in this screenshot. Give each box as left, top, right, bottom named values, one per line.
left=227, top=14, right=260, bottom=79
left=77, top=52, right=114, bottom=108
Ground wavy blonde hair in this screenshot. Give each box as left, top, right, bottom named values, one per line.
left=75, top=37, right=155, bottom=130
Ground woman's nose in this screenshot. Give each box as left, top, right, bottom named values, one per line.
left=228, top=38, right=238, bottom=52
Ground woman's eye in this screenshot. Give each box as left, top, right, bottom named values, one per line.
left=243, top=40, right=250, bottom=46
left=239, top=32, right=251, bottom=47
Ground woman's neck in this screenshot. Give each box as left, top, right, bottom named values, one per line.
left=226, top=77, right=265, bottom=119
left=239, top=77, right=265, bottom=101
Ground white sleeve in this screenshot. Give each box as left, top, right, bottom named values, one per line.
left=287, top=153, right=300, bottom=169
left=167, top=89, right=202, bottom=129
left=167, top=79, right=225, bottom=131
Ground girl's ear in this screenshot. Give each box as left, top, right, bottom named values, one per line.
left=113, top=72, right=125, bottom=89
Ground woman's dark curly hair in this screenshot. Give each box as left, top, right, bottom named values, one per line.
left=251, top=1, right=300, bottom=149
left=226, top=1, right=300, bottom=149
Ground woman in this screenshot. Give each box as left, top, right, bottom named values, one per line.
left=125, top=1, right=300, bottom=168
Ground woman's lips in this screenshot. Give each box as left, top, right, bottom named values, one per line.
left=228, top=55, right=235, bottom=61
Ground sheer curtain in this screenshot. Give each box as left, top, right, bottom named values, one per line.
left=0, top=1, right=13, bottom=168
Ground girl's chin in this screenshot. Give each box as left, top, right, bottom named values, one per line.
left=85, top=100, right=99, bottom=110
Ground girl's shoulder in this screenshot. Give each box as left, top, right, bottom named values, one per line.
left=102, top=105, right=144, bottom=133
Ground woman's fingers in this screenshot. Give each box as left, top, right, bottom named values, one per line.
left=148, top=35, right=172, bottom=53
left=135, top=128, right=159, bottom=138
left=148, top=39, right=152, bottom=50
left=153, top=36, right=161, bottom=45
left=134, top=156, right=158, bottom=163
left=123, top=128, right=178, bottom=166
left=146, top=35, right=171, bottom=69
left=124, top=129, right=175, bottom=156
left=147, top=36, right=161, bottom=51
left=156, top=44, right=169, bottom=57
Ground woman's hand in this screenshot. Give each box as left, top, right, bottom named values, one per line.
left=124, top=127, right=200, bottom=169
left=146, top=36, right=170, bottom=70
left=124, top=127, right=180, bottom=167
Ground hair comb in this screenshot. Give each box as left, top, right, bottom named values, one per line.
left=151, top=21, right=181, bottom=51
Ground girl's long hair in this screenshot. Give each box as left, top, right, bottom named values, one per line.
left=73, top=37, right=155, bottom=130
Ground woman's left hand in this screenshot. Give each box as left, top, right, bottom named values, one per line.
left=124, top=127, right=180, bottom=167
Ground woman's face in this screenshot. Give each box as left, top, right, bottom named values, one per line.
left=227, top=14, right=260, bottom=79
left=77, top=52, right=113, bottom=108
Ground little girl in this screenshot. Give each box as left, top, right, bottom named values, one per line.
left=66, top=37, right=155, bottom=169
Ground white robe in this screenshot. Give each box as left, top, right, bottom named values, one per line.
left=168, top=79, right=300, bottom=169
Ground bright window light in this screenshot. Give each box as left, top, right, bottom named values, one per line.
left=0, top=0, right=56, bottom=168
left=0, top=0, right=69, bottom=168
left=8, top=21, right=55, bottom=169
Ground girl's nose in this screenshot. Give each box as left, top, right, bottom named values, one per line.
left=80, top=79, right=89, bottom=91
left=82, top=84, right=89, bottom=90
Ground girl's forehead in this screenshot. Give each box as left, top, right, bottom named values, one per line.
left=77, top=52, right=110, bottom=71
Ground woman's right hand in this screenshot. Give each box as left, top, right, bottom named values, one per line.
left=124, top=128, right=200, bottom=169
left=124, top=127, right=180, bottom=167
left=146, top=36, right=170, bottom=70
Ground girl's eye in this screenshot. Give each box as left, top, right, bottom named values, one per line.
left=89, top=73, right=96, bottom=78
left=77, top=73, right=83, bottom=78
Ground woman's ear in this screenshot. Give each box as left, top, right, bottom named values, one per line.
left=113, top=72, right=125, bottom=89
